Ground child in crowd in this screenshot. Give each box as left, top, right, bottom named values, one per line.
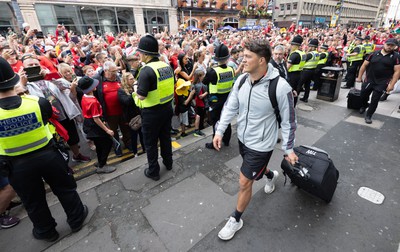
left=78, top=76, right=116, bottom=173
left=192, top=69, right=207, bottom=137
left=175, top=78, right=195, bottom=137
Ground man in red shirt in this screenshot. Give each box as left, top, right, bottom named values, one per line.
left=38, top=46, right=60, bottom=80
left=93, top=61, right=131, bottom=156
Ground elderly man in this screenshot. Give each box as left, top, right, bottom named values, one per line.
left=94, top=61, right=131, bottom=156
left=270, top=45, right=288, bottom=80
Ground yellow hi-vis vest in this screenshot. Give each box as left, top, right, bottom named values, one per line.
left=318, top=51, right=329, bottom=65
left=209, top=66, right=234, bottom=94
left=303, top=51, right=320, bottom=69
left=363, top=43, right=374, bottom=55
left=347, top=45, right=364, bottom=62
left=288, top=50, right=306, bottom=72
left=0, top=95, right=52, bottom=156
left=133, top=61, right=174, bottom=109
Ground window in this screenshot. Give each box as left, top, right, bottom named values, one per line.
left=143, top=9, right=169, bottom=34
left=280, top=4, right=284, bottom=11
left=0, top=2, right=19, bottom=36
left=287, top=3, right=291, bottom=10
left=35, top=4, right=137, bottom=36
left=293, top=3, right=297, bottom=10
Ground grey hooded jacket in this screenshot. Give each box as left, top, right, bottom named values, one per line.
left=216, top=63, right=296, bottom=154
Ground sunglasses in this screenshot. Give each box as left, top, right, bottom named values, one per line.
left=21, top=54, right=37, bottom=62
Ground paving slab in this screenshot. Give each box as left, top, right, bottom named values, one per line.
left=191, top=111, right=400, bottom=252
left=142, top=173, right=235, bottom=252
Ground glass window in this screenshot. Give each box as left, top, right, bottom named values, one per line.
left=280, top=4, right=284, bottom=11
left=287, top=3, right=291, bottom=10
left=293, top=3, right=297, bottom=10
left=0, top=2, right=19, bottom=36
left=143, top=9, right=169, bottom=34
left=116, top=8, right=136, bottom=33
left=97, top=7, right=118, bottom=35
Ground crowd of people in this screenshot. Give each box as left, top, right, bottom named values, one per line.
left=0, top=21, right=399, bottom=241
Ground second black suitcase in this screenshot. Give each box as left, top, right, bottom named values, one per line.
left=281, top=145, right=339, bottom=203
left=347, top=88, right=362, bottom=109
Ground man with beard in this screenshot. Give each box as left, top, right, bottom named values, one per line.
left=356, top=38, right=400, bottom=124
left=38, top=46, right=60, bottom=80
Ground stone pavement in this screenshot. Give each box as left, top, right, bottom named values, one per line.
left=1, top=87, right=400, bottom=252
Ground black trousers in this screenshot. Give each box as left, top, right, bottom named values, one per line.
left=141, top=105, right=173, bottom=176
left=92, top=136, right=113, bottom=167
left=210, top=100, right=231, bottom=145
left=313, top=64, right=325, bottom=90
left=130, top=127, right=145, bottom=154
left=361, top=82, right=385, bottom=117
left=345, top=60, right=363, bottom=88
left=8, top=146, right=84, bottom=236
left=298, top=69, right=316, bottom=100
left=288, top=71, right=301, bottom=106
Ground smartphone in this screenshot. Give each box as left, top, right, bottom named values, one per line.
left=71, top=36, right=79, bottom=44
left=24, top=66, right=43, bottom=82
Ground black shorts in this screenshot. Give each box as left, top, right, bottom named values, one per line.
left=239, top=141, right=273, bottom=181
left=59, top=119, right=80, bottom=146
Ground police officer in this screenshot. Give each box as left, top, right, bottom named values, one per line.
left=342, top=37, right=364, bottom=89
left=287, top=35, right=306, bottom=106
left=203, top=44, right=235, bottom=149
left=298, top=39, right=319, bottom=102
left=133, top=34, right=174, bottom=181
left=0, top=57, right=88, bottom=241
left=363, top=35, right=375, bottom=59
left=314, top=44, right=330, bottom=91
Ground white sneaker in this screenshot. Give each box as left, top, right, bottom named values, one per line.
left=264, top=170, right=279, bottom=194
left=218, top=216, right=243, bottom=241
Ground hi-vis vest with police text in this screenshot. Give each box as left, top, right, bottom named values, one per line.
left=0, top=95, right=53, bottom=156
left=134, top=61, right=174, bottom=108
left=347, top=45, right=364, bottom=62
left=363, top=43, right=374, bottom=55
left=209, top=66, right=234, bottom=94
left=288, top=50, right=306, bottom=72
left=303, top=51, right=320, bottom=69
left=318, top=51, right=329, bottom=65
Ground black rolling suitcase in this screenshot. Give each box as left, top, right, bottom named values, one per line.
left=347, top=88, right=362, bottom=109
left=281, top=145, right=339, bottom=203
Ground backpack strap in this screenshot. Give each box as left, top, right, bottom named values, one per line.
left=238, top=73, right=249, bottom=90
left=268, top=76, right=281, bottom=127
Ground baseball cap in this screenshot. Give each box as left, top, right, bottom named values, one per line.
left=385, top=38, right=398, bottom=46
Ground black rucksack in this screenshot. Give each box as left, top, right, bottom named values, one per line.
left=238, top=74, right=281, bottom=127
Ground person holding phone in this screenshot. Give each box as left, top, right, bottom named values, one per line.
left=18, top=54, right=91, bottom=163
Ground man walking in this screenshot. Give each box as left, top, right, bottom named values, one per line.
left=213, top=39, right=298, bottom=240
left=356, top=38, right=400, bottom=124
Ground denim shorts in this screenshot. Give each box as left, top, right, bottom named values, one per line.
left=239, top=141, right=273, bottom=181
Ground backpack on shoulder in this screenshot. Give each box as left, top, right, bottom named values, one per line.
left=238, top=74, right=281, bottom=127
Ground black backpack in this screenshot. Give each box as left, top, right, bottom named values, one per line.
left=238, top=74, right=281, bottom=127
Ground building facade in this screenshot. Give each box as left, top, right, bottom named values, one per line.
left=274, top=0, right=381, bottom=28
left=0, top=0, right=179, bottom=36
left=177, top=0, right=273, bottom=31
